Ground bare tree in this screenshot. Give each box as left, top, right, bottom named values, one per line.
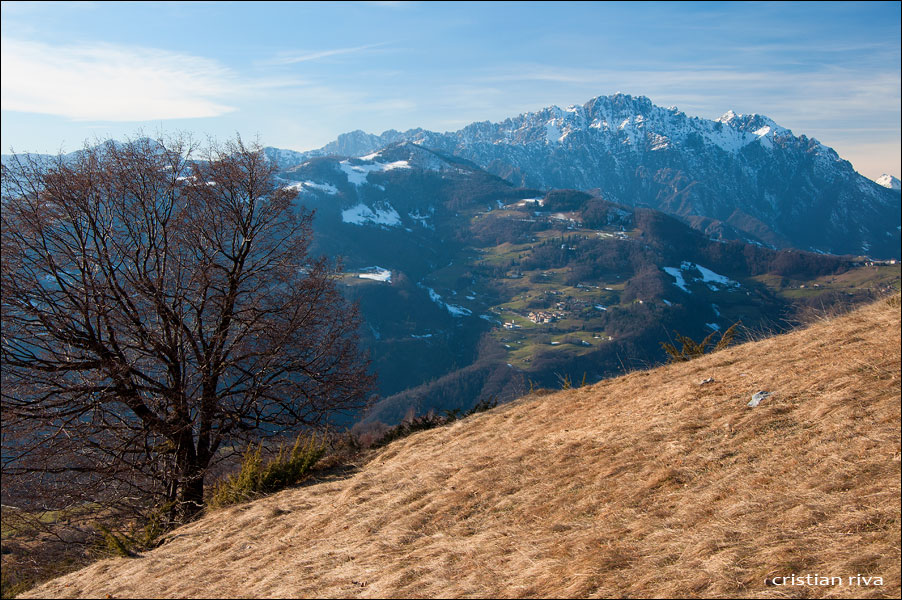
left=1, top=135, right=373, bottom=522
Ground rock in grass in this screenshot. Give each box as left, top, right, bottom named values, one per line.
left=748, top=391, right=771, bottom=407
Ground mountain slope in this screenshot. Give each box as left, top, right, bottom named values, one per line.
left=270, top=142, right=887, bottom=422
left=270, top=94, right=901, bottom=259
left=275, top=143, right=540, bottom=402
left=27, top=295, right=901, bottom=599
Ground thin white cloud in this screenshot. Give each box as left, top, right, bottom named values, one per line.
left=269, top=43, right=387, bottom=65
left=1, top=38, right=238, bottom=121
left=358, top=1, right=413, bottom=7
left=476, top=64, right=901, bottom=125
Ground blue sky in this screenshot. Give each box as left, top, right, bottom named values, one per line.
left=2, top=1, right=900, bottom=178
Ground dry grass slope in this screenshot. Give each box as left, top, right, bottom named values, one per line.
left=25, top=297, right=901, bottom=599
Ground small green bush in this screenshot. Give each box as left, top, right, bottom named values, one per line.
left=131, top=501, right=175, bottom=550
left=661, top=321, right=741, bottom=363
left=208, top=434, right=326, bottom=509
left=465, top=397, right=500, bottom=416
left=93, top=507, right=172, bottom=559
left=370, top=412, right=450, bottom=447
left=555, top=372, right=588, bottom=390
left=371, top=397, right=500, bottom=448
left=1, top=570, right=34, bottom=599
left=96, top=524, right=135, bottom=558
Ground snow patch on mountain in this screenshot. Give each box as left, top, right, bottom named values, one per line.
left=342, top=202, right=401, bottom=227
left=358, top=267, right=392, bottom=283
left=284, top=180, right=339, bottom=195
left=875, top=174, right=901, bottom=191
left=339, top=159, right=411, bottom=186
left=423, top=286, right=472, bottom=317
left=693, top=263, right=741, bottom=290
left=663, top=262, right=740, bottom=293
left=445, top=303, right=473, bottom=317
left=649, top=133, right=670, bottom=151
left=662, top=267, right=691, bottom=293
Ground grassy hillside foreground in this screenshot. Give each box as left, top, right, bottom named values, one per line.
left=25, top=297, right=901, bottom=599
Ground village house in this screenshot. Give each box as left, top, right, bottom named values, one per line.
left=528, top=311, right=556, bottom=324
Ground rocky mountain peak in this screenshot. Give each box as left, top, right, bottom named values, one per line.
left=875, top=173, right=901, bottom=191
left=265, top=93, right=900, bottom=258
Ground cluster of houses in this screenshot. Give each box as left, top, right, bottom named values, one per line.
left=527, top=310, right=563, bottom=324
left=501, top=310, right=562, bottom=327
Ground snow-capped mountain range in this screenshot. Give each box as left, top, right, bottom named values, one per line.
left=268, top=93, right=900, bottom=259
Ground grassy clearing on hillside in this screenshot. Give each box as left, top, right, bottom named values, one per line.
left=753, top=264, right=901, bottom=301
left=23, top=295, right=901, bottom=599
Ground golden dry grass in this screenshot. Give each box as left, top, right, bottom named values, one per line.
left=25, top=296, right=901, bottom=599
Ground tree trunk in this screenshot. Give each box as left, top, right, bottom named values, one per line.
left=172, top=425, right=207, bottom=523
left=174, top=465, right=205, bottom=522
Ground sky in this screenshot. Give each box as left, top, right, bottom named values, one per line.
left=1, top=1, right=900, bottom=179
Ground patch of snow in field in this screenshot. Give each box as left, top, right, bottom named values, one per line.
left=664, top=262, right=739, bottom=292
left=445, top=304, right=472, bottom=316
left=284, top=180, right=339, bottom=195
left=342, top=203, right=401, bottom=226
left=662, top=267, right=691, bottom=293
left=358, top=267, right=392, bottom=283
left=339, top=159, right=410, bottom=186
left=424, top=286, right=472, bottom=317
left=693, top=263, right=740, bottom=290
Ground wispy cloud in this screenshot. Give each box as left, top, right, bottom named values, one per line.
left=476, top=63, right=901, bottom=122
left=269, top=43, right=388, bottom=65
left=357, top=1, right=415, bottom=7
left=1, top=38, right=238, bottom=121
